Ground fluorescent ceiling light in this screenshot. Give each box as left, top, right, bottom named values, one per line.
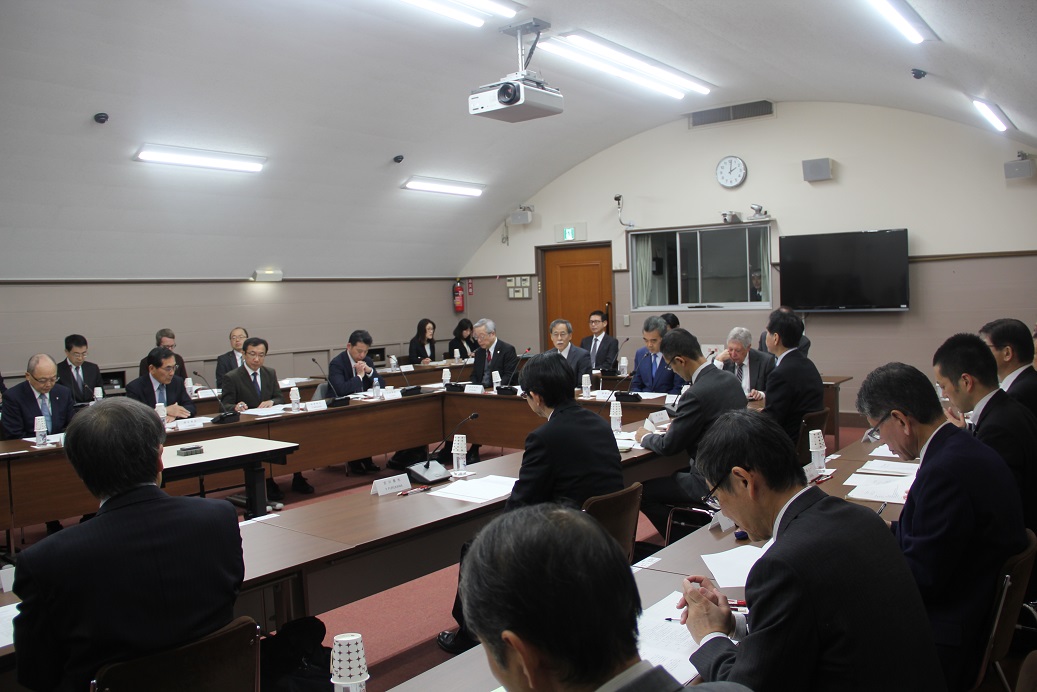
left=540, top=37, right=706, bottom=100
left=868, top=0, right=938, bottom=44
left=456, top=0, right=517, bottom=19
left=563, top=34, right=710, bottom=95
left=134, top=144, right=266, bottom=172
left=397, top=0, right=485, bottom=27
left=972, top=100, right=1011, bottom=132
left=404, top=176, right=484, bottom=197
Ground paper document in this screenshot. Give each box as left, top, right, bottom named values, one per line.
left=0, top=602, right=17, bottom=648
left=635, top=391, right=667, bottom=400
left=422, top=382, right=446, bottom=390
left=240, top=406, right=289, bottom=416
left=845, top=471, right=915, bottom=487
left=701, top=545, right=766, bottom=588
left=21, top=433, right=65, bottom=445
left=279, top=377, right=310, bottom=386
left=858, top=459, right=919, bottom=476
left=665, top=394, right=679, bottom=406
left=846, top=477, right=913, bottom=504
left=868, top=444, right=902, bottom=459
left=427, top=475, right=517, bottom=504
left=637, top=591, right=700, bottom=684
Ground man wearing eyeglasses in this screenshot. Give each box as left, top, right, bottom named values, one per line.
left=680, top=409, right=942, bottom=690
left=56, top=334, right=105, bottom=404
left=2, top=354, right=74, bottom=441
left=580, top=310, right=619, bottom=370
left=215, top=326, right=248, bottom=388
left=137, top=328, right=188, bottom=380
left=549, top=318, right=591, bottom=387
left=126, top=348, right=197, bottom=422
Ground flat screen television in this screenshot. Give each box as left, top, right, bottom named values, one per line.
left=778, top=229, right=909, bottom=312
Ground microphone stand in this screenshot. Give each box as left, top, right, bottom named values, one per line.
left=407, top=412, right=479, bottom=484
left=444, top=355, right=474, bottom=393
left=496, top=348, right=530, bottom=396
left=395, top=365, right=422, bottom=398
left=192, top=371, right=240, bottom=424
left=599, top=336, right=629, bottom=377
left=311, top=358, right=352, bottom=408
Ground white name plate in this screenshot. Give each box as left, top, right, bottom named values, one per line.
left=382, top=389, right=403, bottom=400
left=305, top=400, right=328, bottom=412
left=709, top=511, right=736, bottom=532
left=371, top=473, right=411, bottom=496
left=464, top=384, right=485, bottom=394
left=648, top=410, right=671, bottom=427
left=177, top=417, right=206, bottom=431
left=400, top=364, right=415, bottom=372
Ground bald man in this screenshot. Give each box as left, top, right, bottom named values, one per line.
left=2, top=354, right=74, bottom=440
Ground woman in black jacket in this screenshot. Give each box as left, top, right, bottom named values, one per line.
left=408, top=318, right=436, bottom=365
left=447, top=318, right=477, bottom=360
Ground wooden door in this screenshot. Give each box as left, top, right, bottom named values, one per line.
left=539, top=244, right=613, bottom=350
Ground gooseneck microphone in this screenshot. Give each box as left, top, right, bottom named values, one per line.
left=596, top=349, right=646, bottom=413
left=600, top=337, right=630, bottom=376
left=395, top=363, right=422, bottom=398
left=496, top=348, right=530, bottom=396
left=311, top=358, right=351, bottom=408
left=445, top=353, right=475, bottom=392
left=192, top=371, right=240, bottom=424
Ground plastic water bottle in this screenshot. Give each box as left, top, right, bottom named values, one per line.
left=34, top=416, right=48, bottom=446
left=372, top=378, right=381, bottom=399
left=389, top=355, right=399, bottom=372
left=290, top=387, right=301, bottom=412
left=451, top=434, right=468, bottom=477
left=581, top=373, right=592, bottom=398
left=155, top=403, right=167, bottom=420
left=618, top=357, right=628, bottom=377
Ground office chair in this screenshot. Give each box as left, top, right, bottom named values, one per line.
left=583, top=482, right=643, bottom=563
left=1015, top=651, right=1037, bottom=692
left=795, top=408, right=830, bottom=466
left=311, top=382, right=329, bottom=401
left=89, top=616, right=261, bottom=692
left=664, top=505, right=715, bottom=546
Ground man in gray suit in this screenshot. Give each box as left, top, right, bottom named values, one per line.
left=712, top=327, right=773, bottom=401
left=681, top=409, right=943, bottom=690
left=635, top=329, right=748, bottom=536
left=460, top=503, right=751, bottom=692
left=549, top=318, right=591, bottom=388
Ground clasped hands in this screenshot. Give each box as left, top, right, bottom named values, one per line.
left=678, top=575, right=735, bottom=643
left=354, top=361, right=372, bottom=377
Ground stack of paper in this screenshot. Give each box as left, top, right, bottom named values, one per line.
left=637, top=591, right=700, bottom=684
left=842, top=458, right=918, bottom=504
left=427, top=475, right=517, bottom=504
left=701, top=545, right=766, bottom=588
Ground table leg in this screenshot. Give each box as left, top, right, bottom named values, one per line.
left=243, top=460, right=269, bottom=519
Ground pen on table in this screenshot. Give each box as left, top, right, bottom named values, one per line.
left=813, top=474, right=833, bottom=485
left=398, top=486, right=431, bottom=496
left=876, top=502, right=887, bottom=515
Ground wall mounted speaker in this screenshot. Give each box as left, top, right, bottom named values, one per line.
left=1005, top=159, right=1036, bottom=179
left=802, top=158, right=833, bottom=182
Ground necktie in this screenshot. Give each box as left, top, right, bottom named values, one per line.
left=483, top=351, right=493, bottom=387
left=74, top=366, right=84, bottom=393
left=736, top=362, right=744, bottom=382
left=252, top=371, right=261, bottom=396
left=38, top=393, right=52, bottom=433
left=157, top=384, right=167, bottom=405
left=590, top=337, right=599, bottom=366
left=652, top=353, right=659, bottom=378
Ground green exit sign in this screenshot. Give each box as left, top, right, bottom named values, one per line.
left=562, top=226, right=576, bottom=241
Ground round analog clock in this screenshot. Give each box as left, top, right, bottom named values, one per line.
left=716, top=155, right=747, bottom=188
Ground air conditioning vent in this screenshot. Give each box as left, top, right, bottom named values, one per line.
left=689, top=100, right=774, bottom=127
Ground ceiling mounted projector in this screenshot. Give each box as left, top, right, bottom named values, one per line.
left=469, top=18, right=562, bottom=123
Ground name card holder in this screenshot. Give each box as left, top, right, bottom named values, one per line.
left=177, top=417, right=206, bottom=431
left=647, top=410, right=671, bottom=427
left=371, top=474, right=411, bottom=496
left=305, top=400, right=329, bottom=412
left=400, top=364, right=415, bottom=372
left=464, top=384, right=485, bottom=394
left=382, top=389, right=403, bottom=400
left=710, top=511, right=736, bottom=532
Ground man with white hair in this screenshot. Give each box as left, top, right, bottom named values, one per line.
left=713, top=327, right=773, bottom=401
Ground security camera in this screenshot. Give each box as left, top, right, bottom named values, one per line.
left=614, top=194, right=623, bottom=203
left=911, top=69, right=927, bottom=80
left=393, top=154, right=404, bottom=163
left=750, top=204, right=763, bottom=213
left=93, top=113, right=109, bottom=124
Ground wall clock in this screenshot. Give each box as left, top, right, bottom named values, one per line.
left=716, top=155, right=747, bottom=188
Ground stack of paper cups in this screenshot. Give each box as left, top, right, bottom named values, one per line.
left=610, top=401, right=623, bottom=433
left=492, top=370, right=502, bottom=387
left=453, top=348, right=461, bottom=363
left=184, top=378, right=194, bottom=395
left=34, top=416, right=48, bottom=446
left=330, top=633, right=370, bottom=691
left=581, top=373, right=592, bottom=397
left=452, top=434, right=467, bottom=456
left=442, top=368, right=451, bottom=384
left=808, top=429, right=826, bottom=474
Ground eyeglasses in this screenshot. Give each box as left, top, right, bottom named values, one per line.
left=700, top=476, right=725, bottom=511
left=588, top=319, right=603, bottom=324
left=29, top=373, right=59, bottom=385
left=862, top=413, right=892, bottom=443
left=67, top=350, right=88, bottom=359
left=550, top=332, right=570, bottom=339
left=245, top=351, right=266, bottom=359
left=158, top=365, right=176, bottom=374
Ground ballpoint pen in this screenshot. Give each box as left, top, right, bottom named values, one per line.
left=876, top=502, right=887, bottom=515
left=399, top=486, right=431, bottom=496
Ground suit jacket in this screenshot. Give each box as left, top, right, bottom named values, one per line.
left=561, top=345, right=592, bottom=387
left=974, top=389, right=1037, bottom=532
left=611, top=663, right=752, bottom=691
left=408, top=337, right=436, bottom=364
left=214, top=350, right=242, bottom=388
left=892, top=424, right=1026, bottom=691
left=220, top=365, right=285, bottom=409
left=762, top=349, right=824, bottom=440
left=56, top=360, right=104, bottom=403
left=630, top=346, right=685, bottom=395
left=505, top=401, right=624, bottom=511
left=692, top=486, right=944, bottom=692
left=446, top=336, right=476, bottom=360
left=328, top=351, right=381, bottom=396
left=471, top=339, right=519, bottom=389
left=1, top=380, right=74, bottom=439
left=1007, top=365, right=1037, bottom=420
left=139, top=352, right=187, bottom=380
left=125, top=374, right=197, bottom=417
left=13, top=485, right=244, bottom=692
left=580, top=333, right=620, bottom=370
left=722, top=348, right=774, bottom=394
left=759, top=331, right=811, bottom=357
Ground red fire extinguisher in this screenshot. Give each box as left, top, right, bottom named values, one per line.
left=453, top=278, right=465, bottom=313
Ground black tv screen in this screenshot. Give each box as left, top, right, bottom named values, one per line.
left=778, top=229, right=909, bottom=312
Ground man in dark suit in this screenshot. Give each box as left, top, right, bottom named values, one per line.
left=223, top=337, right=312, bottom=495
left=713, top=326, right=772, bottom=401
left=138, top=328, right=188, bottom=380
left=470, top=317, right=519, bottom=389
left=328, top=329, right=383, bottom=475
left=126, top=347, right=197, bottom=422
left=1, top=354, right=74, bottom=440
left=438, top=353, right=624, bottom=655
left=13, top=397, right=243, bottom=692
left=215, top=326, right=248, bottom=388
left=761, top=309, right=824, bottom=440
left=56, top=334, right=104, bottom=404
left=757, top=306, right=811, bottom=357
left=682, top=409, right=944, bottom=691
left=548, top=318, right=591, bottom=387
left=980, top=317, right=1037, bottom=419
left=630, top=316, right=685, bottom=394
left=635, top=329, right=747, bottom=535
left=934, top=333, right=1037, bottom=597
left=857, top=362, right=1026, bottom=690
left=460, top=505, right=751, bottom=692
left=580, top=309, right=620, bottom=370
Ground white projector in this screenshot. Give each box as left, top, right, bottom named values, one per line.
left=469, top=79, right=563, bottom=123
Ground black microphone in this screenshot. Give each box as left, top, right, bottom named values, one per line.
left=192, top=371, right=240, bottom=425
left=597, top=349, right=646, bottom=412
left=311, top=358, right=351, bottom=408
left=600, top=337, right=630, bottom=376
left=426, top=412, right=479, bottom=467
left=395, top=362, right=422, bottom=398
left=496, top=348, right=530, bottom=396
left=445, top=352, right=475, bottom=392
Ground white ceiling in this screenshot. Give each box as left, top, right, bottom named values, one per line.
left=1, top=0, right=1033, bottom=280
